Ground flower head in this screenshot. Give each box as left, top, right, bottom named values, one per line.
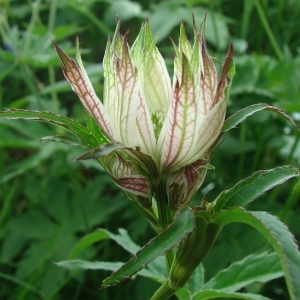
left=53, top=16, right=233, bottom=216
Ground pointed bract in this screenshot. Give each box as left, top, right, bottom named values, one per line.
left=53, top=41, right=117, bottom=142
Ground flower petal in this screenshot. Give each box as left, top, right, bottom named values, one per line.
left=188, top=97, right=227, bottom=164
left=158, top=54, right=199, bottom=172
left=179, top=21, right=192, bottom=60
left=213, top=44, right=234, bottom=105
left=139, top=22, right=171, bottom=113
left=53, top=40, right=117, bottom=142
left=200, top=38, right=218, bottom=113
left=136, top=89, right=156, bottom=154
left=114, top=33, right=139, bottom=146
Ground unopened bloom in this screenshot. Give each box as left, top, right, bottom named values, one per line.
left=53, top=17, right=233, bottom=215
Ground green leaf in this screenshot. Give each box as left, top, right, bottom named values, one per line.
left=185, top=263, right=205, bottom=294
left=101, top=208, right=195, bottom=288
left=0, top=271, right=43, bottom=297
left=222, top=103, right=299, bottom=132
left=56, top=259, right=165, bottom=282
left=107, top=228, right=141, bottom=255
left=56, top=260, right=124, bottom=271
left=192, top=290, right=271, bottom=300
left=60, top=228, right=165, bottom=283
left=215, top=208, right=300, bottom=300
left=76, top=143, right=130, bottom=160
left=0, top=109, right=107, bottom=148
left=69, top=230, right=110, bottom=259
left=210, top=165, right=300, bottom=212
left=203, top=252, right=282, bottom=292
left=39, top=135, right=85, bottom=147
left=292, top=178, right=300, bottom=193
left=69, top=228, right=140, bottom=259
left=175, top=288, right=192, bottom=300
left=84, top=109, right=105, bottom=144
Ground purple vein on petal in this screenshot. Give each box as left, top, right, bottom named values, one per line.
left=158, top=54, right=198, bottom=172
left=53, top=41, right=116, bottom=142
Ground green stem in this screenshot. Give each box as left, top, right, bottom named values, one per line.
left=47, top=0, right=60, bottom=115
left=156, top=181, right=170, bottom=230
left=150, top=280, right=177, bottom=300
left=155, top=180, right=174, bottom=271
left=48, top=0, right=57, bottom=32
left=48, top=66, right=60, bottom=114
left=68, top=3, right=112, bottom=36
left=254, top=0, right=284, bottom=59
left=208, top=2, right=220, bottom=53
left=237, top=121, right=246, bottom=180
left=23, top=0, right=42, bottom=57
left=241, top=0, right=255, bottom=39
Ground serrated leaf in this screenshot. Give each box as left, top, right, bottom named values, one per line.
left=210, top=165, right=300, bottom=212
left=108, top=228, right=141, bottom=255
left=0, top=108, right=106, bottom=148
left=69, top=230, right=110, bottom=259
left=76, top=143, right=130, bottom=160
left=192, top=290, right=271, bottom=300
left=203, top=252, right=282, bottom=292
left=40, top=135, right=84, bottom=147
left=222, top=103, right=299, bottom=132
left=56, top=259, right=165, bottom=283
left=215, top=208, right=300, bottom=300
left=69, top=228, right=140, bottom=260
left=101, top=208, right=195, bottom=288
left=84, top=110, right=108, bottom=145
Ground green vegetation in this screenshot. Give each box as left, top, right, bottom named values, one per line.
left=0, top=0, right=299, bottom=299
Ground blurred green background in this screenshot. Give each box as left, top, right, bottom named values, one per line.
left=0, top=0, right=299, bottom=299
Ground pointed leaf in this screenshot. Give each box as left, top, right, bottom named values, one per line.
left=0, top=109, right=103, bottom=148
left=69, top=228, right=140, bottom=260
left=56, top=259, right=165, bottom=282
left=101, top=208, right=195, bottom=288
left=210, top=165, right=300, bottom=213
left=56, top=260, right=124, bottom=271
left=39, top=135, right=84, bottom=147
left=215, top=208, right=300, bottom=300
left=222, top=103, right=299, bottom=132
left=203, top=252, right=282, bottom=292
left=76, top=143, right=130, bottom=160
left=192, top=290, right=271, bottom=300
left=84, top=110, right=108, bottom=144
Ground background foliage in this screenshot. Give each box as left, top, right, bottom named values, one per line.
left=0, top=0, right=299, bottom=299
